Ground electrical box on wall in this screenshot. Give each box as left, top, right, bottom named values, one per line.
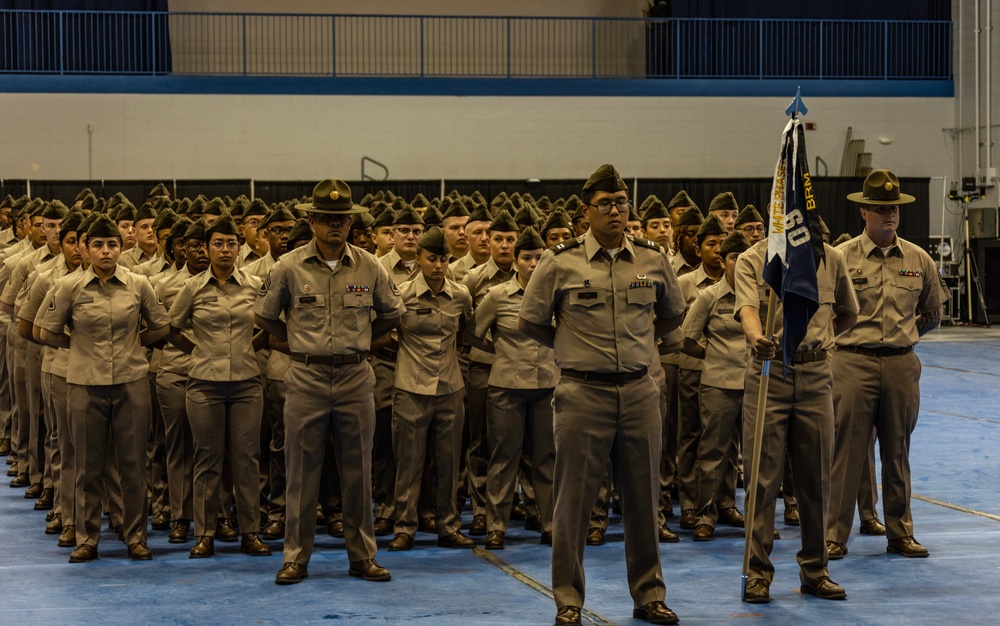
left=978, top=167, right=997, bottom=188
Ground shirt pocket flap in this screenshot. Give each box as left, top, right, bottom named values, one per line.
left=627, top=286, right=655, bottom=305
left=344, top=292, right=373, bottom=308
left=568, top=288, right=606, bottom=308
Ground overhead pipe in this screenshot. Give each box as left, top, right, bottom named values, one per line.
left=975, top=0, right=981, bottom=177
left=987, top=0, right=993, bottom=181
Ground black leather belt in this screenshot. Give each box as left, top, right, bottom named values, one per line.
left=561, top=367, right=648, bottom=386
left=839, top=345, right=913, bottom=358
left=290, top=352, right=368, bottom=366
left=373, top=348, right=398, bottom=361
left=791, top=349, right=827, bottom=363
left=469, top=361, right=492, bottom=370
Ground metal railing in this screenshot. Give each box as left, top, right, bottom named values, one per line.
left=0, top=10, right=952, bottom=80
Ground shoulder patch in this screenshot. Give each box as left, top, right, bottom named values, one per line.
left=552, top=237, right=583, bottom=255
left=632, top=237, right=662, bottom=252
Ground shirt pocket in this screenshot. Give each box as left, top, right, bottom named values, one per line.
left=293, top=293, right=327, bottom=328
left=564, top=287, right=609, bottom=335
left=342, top=292, right=373, bottom=332
left=626, top=286, right=656, bottom=333
left=892, top=274, right=923, bottom=311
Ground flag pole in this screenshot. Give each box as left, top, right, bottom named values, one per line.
left=741, top=87, right=806, bottom=600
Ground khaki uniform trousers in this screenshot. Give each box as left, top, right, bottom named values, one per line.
left=485, top=386, right=555, bottom=534
left=464, top=362, right=491, bottom=517
left=282, top=360, right=377, bottom=566
left=742, top=358, right=833, bottom=586
left=371, top=354, right=398, bottom=522
left=658, top=362, right=677, bottom=524
left=695, top=385, right=743, bottom=528
left=551, top=375, right=665, bottom=609
left=44, top=373, right=73, bottom=523
left=264, top=378, right=287, bottom=523
left=10, top=327, right=29, bottom=474
left=37, top=371, right=60, bottom=514
left=828, top=349, right=921, bottom=544
left=186, top=378, right=263, bottom=537
left=69, top=379, right=150, bottom=548
left=675, top=367, right=701, bottom=512
left=155, top=370, right=195, bottom=522
left=0, top=317, right=10, bottom=441
left=146, top=371, right=168, bottom=517
left=391, top=388, right=465, bottom=537
left=25, top=341, right=48, bottom=488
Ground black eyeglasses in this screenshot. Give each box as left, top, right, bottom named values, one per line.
left=268, top=227, right=292, bottom=236
left=588, top=199, right=631, bottom=214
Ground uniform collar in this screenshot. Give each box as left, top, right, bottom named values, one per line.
left=84, top=264, right=128, bottom=286
left=198, top=266, right=247, bottom=289
left=860, top=230, right=902, bottom=259
left=302, top=239, right=356, bottom=267
left=583, top=230, right=635, bottom=262
left=414, top=271, right=453, bottom=299
left=506, top=273, right=526, bottom=296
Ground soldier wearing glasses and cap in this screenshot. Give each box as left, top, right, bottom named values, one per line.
left=254, top=179, right=402, bottom=586
left=825, top=170, right=948, bottom=562
left=520, top=164, right=685, bottom=626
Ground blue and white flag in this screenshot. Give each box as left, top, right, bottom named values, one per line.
left=762, top=116, right=826, bottom=373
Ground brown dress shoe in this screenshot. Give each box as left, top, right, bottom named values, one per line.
left=540, top=531, right=553, bottom=545
left=240, top=533, right=272, bottom=556
left=349, top=558, right=391, bottom=581
left=718, top=507, right=745, bottom=528
left=45, top=513, right=63, bottom=534
left=168, top=520, right=191, bottom=543
left=69, top=544, right=98, bottom=563
left=510, top=502, right=527, bottom=520
left=826, top=541, right=847, bottom=560
left=860, top=517, right=887, bottom=536
left=800, top=576, right=846, bottom=600
left=887, top=536, right=928, bottom=558
left=0, top=437, right=10, bottom=455
left=387, top=532, right=413, bottom=551
left=6, top=464, right=17, bottom=477
left=46, top=509, right=56, bottom=522
left=328, top=518, right=345, bottom=538
left=58, top=525, right=76, bottom=548
left=33, top=488, right=54, bottom=510
left=525, top=514, right=542, bottom=532
left=24, top=482, right=43, bottom=499
left=275, top=562, right=308, bottom=585
left=692, top=524, right=714, bottom=542
left=468, top=514, right=487, bottom=536
left=679, top=509, right=697, bottom=530
left=659, top=524, right=680, bottom=543
left=783, top=503, right=800, bottom=526
left=586, top=527, right=606, bottom=546
left=189, top=536, right=215, bottom=558
left=216, top=519, right=238, bottom=542
left=372, top=517, right=393, bottom=536
left=127, top=542, right=153, bottom=560
left=633, top=600, right=679, bottom=625
left=485, top=530, right=505, bottom=550
left=554, top=605, right=582, bottom=625
left=418, top=516, right=437, bottom=533
left=438, top=530, right=475, bottom=549
left=262, top=520, right=285, bottom=540
left=150, top=511, right=171, bottom=530
left=743, top=578, right=770, bottom=603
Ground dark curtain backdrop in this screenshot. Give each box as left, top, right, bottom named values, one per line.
left=665, top=1, right=950, bottom=20
left=0, top=1, right=170, bottom=74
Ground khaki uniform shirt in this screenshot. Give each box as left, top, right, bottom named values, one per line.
left=0, top=227, right=15, bottom=251
left=38, top=265, right=169, bottom=386
left=520, top=232, right=686, bottom=373
left=131, top=252, right=169, bottom=277
left=835, top=232, right=948, bottom=349
left=238, top=242, right=262, bottom=268
left=682, top=278, right=747, bottom=390
left=119, top=246, right=155, bottom=270
left=470, top=274, right=559, bottom=389
left=395, top=273, right=472, bottom=396
left=462, top=257, right=515, bottom=365
left=19, top=258, right=74, bottom=378
left=170, top=267, right=263, bottom=382
left=449, top=253, right=479, bottom=283
left=244, top=253, right=290, bottom=381
left=152, top=267, right=199, bottom=374
left=670, top=251, right=699, bottom=278
left=255, top=240, right=403, bottom=356
left=675, top=266, right=720, bottom=372
left=1, top=243, right=55, bottom=308
left=379, top=248, right=419, bottom=287
left=734, top=240, right=858, bottom=353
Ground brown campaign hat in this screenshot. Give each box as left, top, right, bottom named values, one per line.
left=417, top=226, right=449, bottom=256
left=708, top=192, right=739, bottom=213
left=287, top=218, right=314, bottom=246
left=296, top=179, right=366, bottom=214
left=674, top=205, right=704, bottom=227
left=582, top=164, right=628, bottom=195
left=666, top=190, right=697, bottom=211
left=720, top=231, right=751, bottom=256
left=735, top=204, right=764, bottom=226
left=847, top=169, right=915, bottom=205
left=514, top=226, right=546, bottom=254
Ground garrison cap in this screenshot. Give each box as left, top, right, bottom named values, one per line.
left=638, top=195, right=658, bottom=214
left=351, top=210, right=375, bottom=230
left=847, top=169, right=915, bottom=205
left=515, top=226, right=546, bottom=254
left=674, top=205, right=705, bottom=227
left=296, top=179, right=365, bottom=214
left=471, top=191, right=487, bottom=206
left=113, top=203, right=137, bottom=223
left=79, top=193, right=98, bottom=213
left=135, top=203, right=158, bottom=223
left=260, top=206, right=298, bottom=229
left=720, top=231, right=751, bottom=256
left=563, top=196, right=584, bottom=222
left=229, top=197, right=249, bottom=218
left=59, top=211, right=85, bottom=242
left=175, top=197, right=192, bottom=216
left=392, top=206, right=425, bottom=226
left=204, top=212, right=239, bottom=240
left=74, top=188, right=95, bottom=204
left=540, top=209, right=573, bottom=235
left=536, top=196, right=552, bottom=212
left=410, top=193, right=431, bottom=209
left=390, top=197, right=409, bottom=213
left=372, top=208, right=396, bottom=229
left=106, top=192, right=130, bottom=212
left=441, top=201, right=470, bottom=220
left=153, top=208, right=179, bottom=232
left=78, top=211, right=101, bottom=237
left=489, top=210, right=519, bottom=233
left=41, top=200, right=69, bottom=220
left=168, top=217, right=193, bottom=245
left=582, top=164, right=628, bottom=195
left=287, top=218, right=314, bottom=247
left=513, top=204, right=542, bottom=229
left=421, top=204, right=444, bottom=227
left=735, top=204, right=764, bottom=226
left=359, top=193, right=374, bottom=207
left=184, top=218, right=207, bottom=242
left=708, top=192, right=739, bottom=213
left=491, top=192, right=508, bottom=208
left=697, top=214, right=728, bottom=239
left=467, top=204, right=493, bottom=224
left=243, top=198, right=269, bottom=219
left=29, top=200, right=46, bottom=218
left=666, top=190, right=697, bottom=211
left=187, top=196, right=206, bottom=216
left=203, top=197, right=226, bottom=217
left=417, top=226, right=449, bottom=256
left=640, top=197, right=670, bottom=223
left=94, top=197, right=107, bottom=213
left=0, top=194, right=12, bottom=209
left=148, top=183, right=171, bottom=200
left=86, top=213, right=121, bottom=240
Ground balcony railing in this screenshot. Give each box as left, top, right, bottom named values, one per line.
left=0, top=10, right=951, bottom=80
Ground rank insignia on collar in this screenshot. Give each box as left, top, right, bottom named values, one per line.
left=303, top=285, right=311, bottom=292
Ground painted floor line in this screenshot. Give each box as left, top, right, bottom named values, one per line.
left=923, top=408, right=1000, bottom=425
left=911, top=493, right=1000, bottom=522
left=922, top=363, right=1000, bottom=377
left=473, top=547, right=616, bottom=626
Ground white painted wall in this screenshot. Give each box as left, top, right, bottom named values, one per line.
left=0, top=93, right=952, bottom=183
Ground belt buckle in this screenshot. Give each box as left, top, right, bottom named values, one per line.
left=302, top=354, right=311, bottom=365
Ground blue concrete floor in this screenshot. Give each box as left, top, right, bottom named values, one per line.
left=1, top=326, right=998, bottom=625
